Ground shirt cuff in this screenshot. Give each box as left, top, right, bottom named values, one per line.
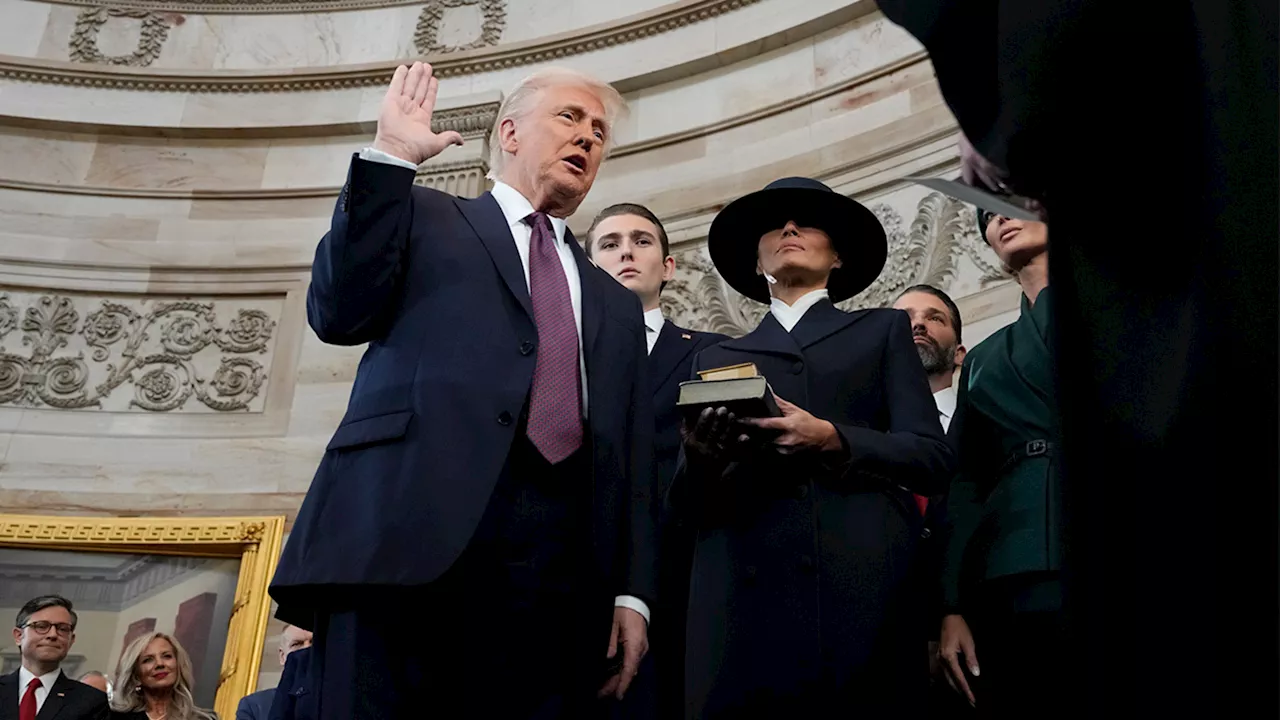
left=614, top=595, right=650, bottom=624
left=358, top=146, right=420, bottom=171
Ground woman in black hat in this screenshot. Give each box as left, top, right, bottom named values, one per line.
left=668, top=177, right=954, bottom=718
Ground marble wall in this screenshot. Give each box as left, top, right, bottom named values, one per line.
left=0, top=1, right=1020, bottom=534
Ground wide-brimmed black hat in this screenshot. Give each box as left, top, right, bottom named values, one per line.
left=707, top=177, right=887, bottom=304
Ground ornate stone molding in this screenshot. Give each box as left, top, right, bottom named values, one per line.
left=0, top=0, right=763, bottom=91
left=0, top=291, right=277, bottom=413
left=414, top=0, right=507, bottom=56
left=68, top=7, right=170, bottom=68
left=431, top=101, right=501, bottom=137
left=45, top=0, right=430, bottom=13
left=661, top=191, right=1010, bottom=337
left=414, top=158, right=491, bottom=198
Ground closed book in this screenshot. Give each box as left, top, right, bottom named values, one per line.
left=676, top=375, right=782, bottom=423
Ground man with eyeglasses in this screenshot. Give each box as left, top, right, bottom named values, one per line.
left=2, top=595, right=108, bottom=720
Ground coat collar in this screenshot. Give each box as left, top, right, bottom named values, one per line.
left=566, top=234, right=606, bottom=370
left=457, top=192, right=534, bottom=321
left=722, top=299, right=868, bottom=357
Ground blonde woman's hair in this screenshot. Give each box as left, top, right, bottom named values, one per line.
left=110, top=632, right=215, bottom=720
left=486, top=66, right=628, bottom=181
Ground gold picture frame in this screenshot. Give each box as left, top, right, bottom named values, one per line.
left=0, top=513, right=286, bottom=720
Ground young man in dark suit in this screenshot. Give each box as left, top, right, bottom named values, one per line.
left=586, top=203, right=729, bottom=719
left=2, top=595, right=108, bottom=720
left=269, top=62, right=656, bottom=718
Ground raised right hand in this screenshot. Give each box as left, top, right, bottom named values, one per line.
left=373, top=61, right=464, bottom=166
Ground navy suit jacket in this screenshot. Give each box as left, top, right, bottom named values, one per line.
left=648, top=321, right=729, bottom=500
left=266, top=648, right=313, bottom=720
left=270, top=156, right=657, bottom=622
left=0, top=670, right=108, bottom=720
left=235, top=689, right=273, bottom=720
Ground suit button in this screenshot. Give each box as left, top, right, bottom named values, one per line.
left=799, top=555, right=814, bottom=572
left=920, top=527, right=933, bottom=539
left=520, top=340, right=535, bottom=356
left=790, top=361, right=804, bottom=374
left=497, top=411, right=513, bottom=426
left=794, top=484, right=809, bottom=500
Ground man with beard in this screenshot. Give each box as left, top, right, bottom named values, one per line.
left=893, top=285, right=965, bottom=433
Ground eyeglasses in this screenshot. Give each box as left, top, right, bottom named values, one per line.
left=21, top=621, right=75, bottom=636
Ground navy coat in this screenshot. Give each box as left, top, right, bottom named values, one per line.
left=668, top=301, right=953, bottom=718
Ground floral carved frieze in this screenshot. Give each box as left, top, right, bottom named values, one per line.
left=0, top=292, right=279, bottom=413
left=661, top=191, right=1010, bottom=337
left=69, top=6, right=171, bottom=67
left=415, top=0, right=508, bottom=56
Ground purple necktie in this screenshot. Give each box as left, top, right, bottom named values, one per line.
left=524, top=212, right=583, bottom=463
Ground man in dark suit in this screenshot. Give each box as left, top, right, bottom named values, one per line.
left=875, top=4, right=1278, bottom=715
left=671, top=178, right=954, bottom=718
left=269, top=61, right=656, bottom=718
left=266, top=647, right=312, bottom=720
left=236, top=625, right=312, bottom=720
left=585, top=203, right=729, bottom=719
left=3, top=595, right=108, bottom=720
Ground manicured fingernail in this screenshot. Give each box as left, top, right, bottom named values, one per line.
left=970, top=666, right=980, bottom=676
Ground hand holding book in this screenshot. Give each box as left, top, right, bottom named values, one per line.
left=739, top=396, right=843, bottom=455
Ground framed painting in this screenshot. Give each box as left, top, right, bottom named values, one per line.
left=0, top=514, right=285, bottom=719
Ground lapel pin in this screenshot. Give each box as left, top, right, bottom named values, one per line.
left=681, top=333, right=692, bottom=340
left=57, top=693, right=65, bottom=697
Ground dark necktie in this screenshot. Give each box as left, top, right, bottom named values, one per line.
left=19, top=677, right=40, bottom=720
left=524, top=212, right=583, bottom=463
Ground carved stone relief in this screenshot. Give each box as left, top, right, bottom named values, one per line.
left=414, top=159, right=492, bottom=198
left=415, top=0, right=508, bottom=56
left=661, top=191, right=1011, bottom=337
left=69, top=7, right=171, bottom=67
left=0, top=292, right=279, bottom=413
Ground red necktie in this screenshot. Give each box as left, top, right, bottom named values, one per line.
left=19, top=677, right=41, bottom=720
left=914, top=494, right=929, bottom=516
left=524, top=212, right=583, bottom=464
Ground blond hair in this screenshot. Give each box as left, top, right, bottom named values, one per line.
left=486, top=66, right=628, bottom=181
left=111, top=632, right=215, bottom=720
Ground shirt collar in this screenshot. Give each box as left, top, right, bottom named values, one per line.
left=769, top=289, right=830, bottom=332
left=933, top=385, right=957, bottom=420
left=19, top=666, right=61, bottom=691
left=490, top=181, right=567, bottom=245
left=643, top=308, right=665, bottom=336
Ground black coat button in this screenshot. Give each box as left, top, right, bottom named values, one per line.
left=790, top=361, right=804, bottom=374
left=520, top=340, right=535, bottom=356
left=920, top=527, right=933, bottom=539
left=794, top=484, right=809, bottom=500
left=799, top=555, right=814, bottom=571
left=497, top=411, right=513, bottom=426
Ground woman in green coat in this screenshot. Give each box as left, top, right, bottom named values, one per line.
left=936, top=206, right=1057, bottom=718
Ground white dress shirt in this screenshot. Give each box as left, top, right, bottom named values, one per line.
left=643, top=308, right=664, bottom=355
left=17, top=666, right=60, bottom=714
left=359, top=146, right=647, bottom=624
left=933, top=385, right=957, bottom=433
left=769, top=288, right=830, bottom=332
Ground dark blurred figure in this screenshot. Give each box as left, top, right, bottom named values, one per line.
left=876, top=2, right=1279, bottom=716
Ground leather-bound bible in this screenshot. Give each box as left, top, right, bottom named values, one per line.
left=677, top=363, right=781, bottom=423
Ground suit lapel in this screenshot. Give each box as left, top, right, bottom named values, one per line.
left=568, top=233, right=607, bottom=384
left=648, top=321, right=699, bottom=390
left=456, top=193, right=534, bottom=320
left=788, top=299, right=869, bottom=349
left=719, top=312, right=804, bottom=360
left=0, top=672, right=17, bottom=720
left=34, top=672, right=67, bottom=720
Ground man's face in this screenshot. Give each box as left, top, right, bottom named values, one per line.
left=13, top=606, right=75, bottom=668
left=893, top=291, right=963, bottom=376
left=756, top=221, right=842, bottom=286
left=589, top=214, right=674, bottom=305
left=278, top=625, right=314, bottom=666
left=501, top=83, right=608, bottom=214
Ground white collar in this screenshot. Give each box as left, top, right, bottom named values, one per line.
left=769, top=289, right=830, bottom=332
left=642, top=308, right=665, bottom=336
left=18, top=666, right=61, bottom=692
left=490, top=181, right=568, bottom=244
left=933, top=384, right=957, bottom=420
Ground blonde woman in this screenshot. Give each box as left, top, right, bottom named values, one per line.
left=109, top=632, right=216, bottom=720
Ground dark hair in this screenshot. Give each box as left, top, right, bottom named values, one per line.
left=897, top=284, right=963, bottom=343
left=584, top=203, right=670, bottom=259
left=16, top=595, right=77, bottom=630
left=976, top=207, right=997, bottom=245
